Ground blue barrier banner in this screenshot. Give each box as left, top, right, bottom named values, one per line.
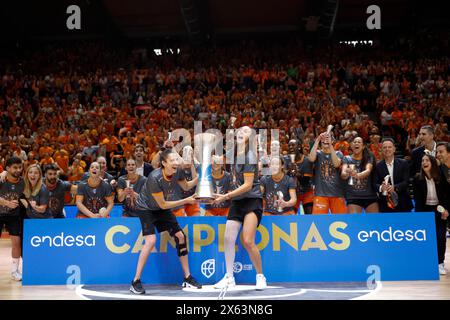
left=23, top=212, right=439, bottom=285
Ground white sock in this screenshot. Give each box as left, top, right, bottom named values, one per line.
left=224, top=220, right=241, bottom=277
left=11, top=258, right=19, bottom=273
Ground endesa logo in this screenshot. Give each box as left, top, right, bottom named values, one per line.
left=358, top=227, right=426, bottom=243
left=30, top=233, right=96, bottom=248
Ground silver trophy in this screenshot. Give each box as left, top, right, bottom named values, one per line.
left=289, top=154, right=295, bottom=164
left=383, top=175, right=390, bottom=196
left=182, top=145, right=194, bottom=164
left=277, top=191, right=284, bottom=213
left=194, top=133, right=218, bottom=204
left=348, top=164, right=356, bottom=185
left=326, top=124, right=334, bottom=135
left=125, top=179, right=131, bottom=199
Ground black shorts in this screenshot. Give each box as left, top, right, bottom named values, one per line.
left=0, top=215, right=22, bottom=236
left=347, top=198, right=378, bottom=209
left=123, top=211, right=139, bottom=218
left=228, top=198, right=263, bottom=226
left=137, top=209, right=183, bottom=236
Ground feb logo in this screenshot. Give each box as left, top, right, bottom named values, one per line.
left=201, top=259, right=215, bottom=279
left=233, top=262, right=243, bottom=273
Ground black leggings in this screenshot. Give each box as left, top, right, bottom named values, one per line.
left=424, top=205, right=447, bottom=264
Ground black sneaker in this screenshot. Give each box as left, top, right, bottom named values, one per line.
left=130, top=279, right=145, bottom=294
left=182, top=275, right=202, bottom=289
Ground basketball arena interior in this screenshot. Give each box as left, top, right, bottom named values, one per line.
left=0, top=0, right=449, bottom=305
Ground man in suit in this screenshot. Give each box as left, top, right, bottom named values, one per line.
left=373, top=138, right=413, bottom=212
left=410, top=125, right=437, bottom=176
left=120, top=144, right=153, bottom=178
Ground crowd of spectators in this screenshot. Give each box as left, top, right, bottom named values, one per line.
left=0, top=33, right=448, bottom=184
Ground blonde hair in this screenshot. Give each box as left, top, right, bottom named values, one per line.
left=24, top=164, right=43, bottom=198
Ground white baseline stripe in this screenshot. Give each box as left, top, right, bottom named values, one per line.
left=76, top=285, right=307, bottom=300
left=350, top=281, right=383, bottom=300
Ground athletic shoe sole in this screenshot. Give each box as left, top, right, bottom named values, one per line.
left=213, top=283, right=236, bottom=289
left=182, top=282, right=202, bottom=289
left=129, top=286, right=145, bottom=295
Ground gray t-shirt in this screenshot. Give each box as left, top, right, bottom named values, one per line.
left=343, top=156, right=377, bottom=199
left=230, top=151, right=262, bottom=200
left=46, top=180, right=72, bottom=217
left=205, top=171, right=232, bottom=210
left=135, top=167, right=186, bottom=211
left=117, top=175, right=147, bottom=217
left=26, top=184, right=51, bottom=219
left=77, top=180, right=113, bottom=216
left=173, top=166, right=198, bottom=211
left=180, top=167, right=197, bottom=197
left=295, top=156, right=314, bottom=194
left=261, top=174, right=297, bottom=214
left=0, top=179, right=25, bottom=217
left=313, top=150, right=345, bottom=197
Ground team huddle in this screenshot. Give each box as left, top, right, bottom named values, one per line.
left=0, top=124, right=449, bottom=291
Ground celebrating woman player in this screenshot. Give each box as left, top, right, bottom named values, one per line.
left=213, top=126, right=267, bottom=290
left=130, top=148, right=201, bottom=294
left=20, top=164, right=50, bottom=219
left=205, top=155, right=232, bottom=216
left=341, top=137, right=379, bottom=213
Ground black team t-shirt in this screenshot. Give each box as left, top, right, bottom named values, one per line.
left=343, top=155, right=377, bottom=200
left=261, top=174, right=296, bottom=214
left=117, top=175, right=147, bottom=216
left=46, top=179, right=72, bottom=217
left=0, top=179, right=25, bottom=217
left=135, top=167, right=186, bottom=211
left=26, top=185, right=51, bottom=219
left=77, top=180, right=113, bottom=216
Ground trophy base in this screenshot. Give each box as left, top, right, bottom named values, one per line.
left=195, top=196, right=215, bottom=204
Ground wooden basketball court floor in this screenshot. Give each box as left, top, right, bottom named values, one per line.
left=1, top=238, right=449, bottom=300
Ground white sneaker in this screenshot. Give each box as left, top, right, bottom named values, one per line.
left=214, top=274, right=236, bottom=289
left=11, top=271, right=22, bottom=281
left=255, top=274, right=267, bottom=290
left=439, top=264, right=447, bottom=275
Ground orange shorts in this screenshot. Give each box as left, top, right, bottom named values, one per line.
left=205, top=207, right=230, bottom=216
left=172, top=208, right=186, bottom=217
left=295, top=190, right=314, bottom=210
left=184, top=203, right=201, bottom=217
left=312, top=196, right=347, bottom=214
left=263, top=210, right=296, bottom=216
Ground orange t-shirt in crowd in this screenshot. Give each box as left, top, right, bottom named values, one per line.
left=122, top=143, right=134, bottom=159
left=68, top=165, right=85, bottom=182
left=54, top=150, right=70, bottom=173
left=39, top=146, right=54, bottom=158
left=334, top=141, right=350, bottom=156
left=40, top=157, right=55, bottom=166
left=101, top=136, right=119, bottom=153
left=370, top=143, right=382, bottom=161
left=391, top=110, right=403, bottom=124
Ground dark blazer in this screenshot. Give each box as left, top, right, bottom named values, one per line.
left=373, top=157, right=413, bottom=212
left=119, top=162, right=153, bottom=178
left=413, top=172, right=450, bottom=213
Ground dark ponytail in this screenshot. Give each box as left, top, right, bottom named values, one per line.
left=159, top=148, right=174, bottom=169
left=361, top=145, right=375, bottom=170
